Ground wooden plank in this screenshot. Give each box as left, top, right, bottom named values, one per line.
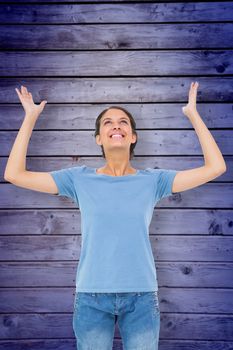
left=0, top=209, right=82, bottom=235
left=0, top=77, right=232, bottom=103
left=0, top=339, right=233, bottom=350
left=1, top=103, right=233, bottom=129
left=0, top=23, right=233, bottom=49
left=1, top=50, right=233, bottom=76
left=0, top=235, right=232, bottom=261
left=0, top=340, right=77, bottom=350
left=156, top=262, right=233, bottom=288
left=0, top=156, right=232, bottom=182
left=0, top=3, right=233, bottom=23
left=0, top=262, right=76, bottom=287
left=1, top=182, right=233, bottom=208
left=0, top=313, right=232, bottom=340
left=0, top=208, right=232, bottom=236
left=0, top=287, right=233, bottom=314
left=1, top=261, right=233, bottom=288
left=0, top=182, right=233, bottom=208
left=0, top=0, right=227, bottom=2
left=150, top=208, right=233, bottom=235
left=0, top=129, right=231, bottom=156
left=152, top=236, right=233, bottom=262
left=0, top=3, right=231, bottom=350
left=159, top=341, right=233, bottom=350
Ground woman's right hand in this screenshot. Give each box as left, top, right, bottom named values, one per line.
left=15, top=85, right=47, bottom=120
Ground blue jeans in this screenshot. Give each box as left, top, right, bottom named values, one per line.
left=72, top=291, right=160, bottom=350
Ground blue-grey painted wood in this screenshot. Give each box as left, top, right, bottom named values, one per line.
left=1, top=261, right=233, bottom=288
left=0, top=311, right=233, bottom=340
left=1, top=286, right=233, bottom=314
left=0, top=1, right=232, bottom=349
left=0, top=235, right=233, bottom=261
left=0, top=2, right=233, bottom=23
left=0, top=129, right=231, bottom=156
left=1, top=50, right=233, bottom=76
left=1, top=103, right=233, bottom=129
left=0, top=207, right=232, bottom=235
left=1, top=182, right=233, bottom=208
left=0, top=77, right=232, bottom=103
left=0, top=0, right=229, bottom=2
left=0, top=156, right=232, bottom=181
left=0, top=24, right=233, bottom=49
left=0, top=340, right=233, bottom=350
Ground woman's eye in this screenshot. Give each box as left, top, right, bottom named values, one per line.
left=104, top=120, right=128, bottom=125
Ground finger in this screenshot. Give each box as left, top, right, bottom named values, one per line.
left=21, top=85, right=28, bottom=94
left=29, top=92, right=34, bottom=100
left=193, top=82, right=198, bottom=92
left=15, top=87, right=20, bottom=95
left=21, top=85, right=26, bottom=95
left=15, top=88, right=22, bottom=99
left=190, top=82, right=198, bottom=93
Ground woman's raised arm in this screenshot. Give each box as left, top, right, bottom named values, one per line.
left=172, top=81, right=226, bottom=194
left=4, top=85, right=58, bottom=195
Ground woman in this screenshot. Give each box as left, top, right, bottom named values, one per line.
left=4, top=83, right=226, bottom=350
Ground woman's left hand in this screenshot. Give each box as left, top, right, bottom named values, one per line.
left=182, top=81, right=199, bottom=118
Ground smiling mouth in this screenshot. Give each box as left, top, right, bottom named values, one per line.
left=110, top=135, right=125, bottom=139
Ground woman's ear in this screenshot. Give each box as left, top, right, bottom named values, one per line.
left=95, top=135, right=101, bottom=146
left=131, top=133, right=137, bottom=144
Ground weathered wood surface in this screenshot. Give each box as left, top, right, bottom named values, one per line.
left=0, top=309, right=233, bottom=339
left=0, top=129, right=231, bottom=156
left=1, top=261, right=233, bottom=288
left=1, top=287, right=233, bottom=314
left=1, top=156, right=232, bottom=181
left=0, top=2, right=233, bottom=23
left=0, top=77, right=232, bottom=103
left=0, top=1, right=232, bottom=349
left=0, top=0, right=230, bottom=3
left=0, top=235, right=233, bottom=261
left=1, top=103, right=233, bottom=129
left=1, top=24, right=233, bottom=49
left=1, top=182, right=233, bottom=208
left=0, top=207, right=232, bottom=235
left=0, top=340, right=233, bottom=350
left=1, top=50, right=233, bottom=76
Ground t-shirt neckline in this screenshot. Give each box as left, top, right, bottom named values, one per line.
left=94, top=167, right=139, bottom=177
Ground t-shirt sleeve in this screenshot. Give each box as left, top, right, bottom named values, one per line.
left=147, top=167, right=178, bottom=202
left=49, top=166, right=77, bottom=202
left=156, top=168, right=178, bottom=200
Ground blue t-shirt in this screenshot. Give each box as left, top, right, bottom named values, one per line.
left=50, top=165, right=178, bottom=292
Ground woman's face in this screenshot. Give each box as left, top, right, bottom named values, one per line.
left=96, top=108, right=137, bottom=154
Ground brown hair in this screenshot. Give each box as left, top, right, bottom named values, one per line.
left=94, top=106, right=138, bottom=160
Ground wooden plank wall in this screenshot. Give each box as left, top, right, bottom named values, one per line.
left=0, top=1, right=233, bottom=349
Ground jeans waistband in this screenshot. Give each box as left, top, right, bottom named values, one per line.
left=78, top=291, right=157, bottom=297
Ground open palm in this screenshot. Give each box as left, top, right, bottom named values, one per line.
left=182, top=81, right=199, bottom=117
left=15, top=85, right=47, bottom=117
